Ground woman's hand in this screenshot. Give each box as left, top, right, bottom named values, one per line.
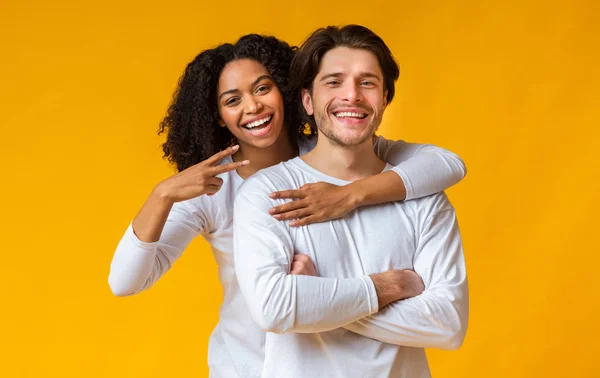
left=155, top=145, right=249, bottom=203
left=268, top=182, right=360, bottom=227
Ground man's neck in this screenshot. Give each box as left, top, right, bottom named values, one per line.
left=301, top=133, right=386, bottom=182
left=233, top=130, right=298, bottom=179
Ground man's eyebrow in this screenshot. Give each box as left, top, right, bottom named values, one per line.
left=319, top=72, right=382, bottom=82
left=319, top=72, right=344, bottom=82
left=357, top=72, right=382, bottom=81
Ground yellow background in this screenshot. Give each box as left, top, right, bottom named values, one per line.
left=1, top=0, right=598, bottom=377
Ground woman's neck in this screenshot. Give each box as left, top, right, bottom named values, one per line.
left=233, top=132, right=298, bottom=179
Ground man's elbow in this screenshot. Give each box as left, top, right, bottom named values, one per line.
left=107, top=275, right=140, bottom=297
left=252, top=309, right=294, bottom=334
left=458, top=159, right=467, bottom=180
left=439, top=317, right=468, bottom=350
left=441, top=329, right=466, bottom=350
left=256, top=317, right=287, bottom=334
left=248, top=296, right=295, bottom=334
left=244, top=275, right=296, bottom=333
left=109, top=283, right=132, bottom=297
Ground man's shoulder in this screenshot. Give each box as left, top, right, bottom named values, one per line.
left=413, top=191, right=453, bottom=209
left=407, top=192, right=456, bottom=229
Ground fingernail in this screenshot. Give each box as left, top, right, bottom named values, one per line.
left=268, top=208, right=276, bottom=214
left=273, top=214, right=281, bottom=220
left=289, top=221, right=298, bottom=227
left=241, top=160, right=249, bottom=166
left=231, top=145, right=239, bottom=151
left=268, top=193, right=276, bottom=198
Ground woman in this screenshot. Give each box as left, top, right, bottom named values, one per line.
left=109, top=34, right=466, bottom=377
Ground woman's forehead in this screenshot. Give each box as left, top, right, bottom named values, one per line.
left=219, top=59, right=270, bottom=88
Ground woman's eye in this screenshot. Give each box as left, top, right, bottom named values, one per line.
left=256, top=85, right=271, bottom=94
left=225, top=98, right=240, bottom=106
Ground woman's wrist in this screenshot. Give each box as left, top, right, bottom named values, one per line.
left=152, top=182, right=176, bottom=207
left=347, top=180, right=368, bottom=210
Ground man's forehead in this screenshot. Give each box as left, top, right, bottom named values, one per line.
left=317, top=47, right=382, bottom=76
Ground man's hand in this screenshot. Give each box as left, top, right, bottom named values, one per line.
left=370, top=270, right=424, bottom=310
left=290, top=254, right=317, bottom=276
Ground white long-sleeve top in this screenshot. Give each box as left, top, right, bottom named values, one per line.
left=233, top=157, right=468, bottom=378
left=108, top=136, right=466, bottom=378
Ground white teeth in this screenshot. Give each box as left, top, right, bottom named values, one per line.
left=335, top=112, right=366, bottom=119
left=245, top=116, right=272, bottom=128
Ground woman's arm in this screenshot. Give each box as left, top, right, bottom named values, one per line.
left=108, top=146, right=247, bottom=296
left=268, top=137, right=466, bottom=226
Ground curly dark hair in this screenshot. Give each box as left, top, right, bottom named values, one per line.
left=158, top=34, right=313, bottom=172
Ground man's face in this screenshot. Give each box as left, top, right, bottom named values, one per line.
left=302, top=47, right=388, bottom=147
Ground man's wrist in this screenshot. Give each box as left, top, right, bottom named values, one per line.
left=369, top=270, right=424, bottom=310
left=369, top=271, right=399, bottom=310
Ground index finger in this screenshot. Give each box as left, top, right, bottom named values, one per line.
left=204, top=145, right=239, bottom=166
left=269, top=189, right=307, bottom=200
left=208, top=160, right=250, bottom=176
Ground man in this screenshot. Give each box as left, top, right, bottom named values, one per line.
left=233, top=25, right=468, bottom=377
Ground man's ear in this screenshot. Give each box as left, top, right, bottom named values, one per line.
left=302, top=89, right=314, bottom=116
left=383, top=90, right=389, bottom=109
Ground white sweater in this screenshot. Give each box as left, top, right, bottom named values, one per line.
left=108, top=136, right=466, bottom=378
left=233, top=157, right=468, bottom=378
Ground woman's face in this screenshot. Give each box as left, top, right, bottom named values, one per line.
left=217, top=59, right=286, bottom=150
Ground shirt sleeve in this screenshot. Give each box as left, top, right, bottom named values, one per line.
left=233, top=185, right=379, bottom=334
left=373, top=136, right=467, bottom=201
left=342, top=194, right=469, bottom=349
left=108, top=200, right=206, bottom=296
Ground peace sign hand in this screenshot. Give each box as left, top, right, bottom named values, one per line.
left=155, top=145, right=249, bottom=203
